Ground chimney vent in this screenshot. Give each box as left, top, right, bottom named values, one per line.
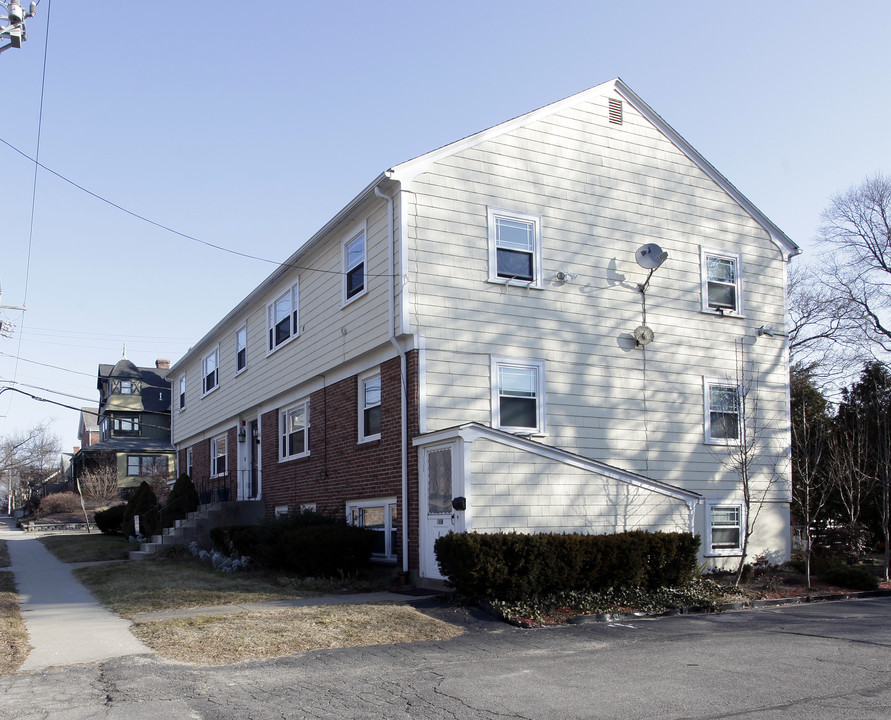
left=156, top=359, right=170, bottom=370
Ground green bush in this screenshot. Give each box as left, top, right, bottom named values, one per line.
left=819, top=562, right=880, bottom=591
left=162, top=474, right=199, bottom=526
left=211, top=511, right=377, bottom=576
left=121, top=481, right=159, bottom=538
left=94, top=504, right=127, bottom=535
left=434, top=530, right=701, bottom=601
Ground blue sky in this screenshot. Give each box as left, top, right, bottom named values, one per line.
left=1, top=1, right=889, bottom=451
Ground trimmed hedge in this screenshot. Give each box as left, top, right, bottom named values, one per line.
left=819, top=562, right=880, bottom=591
left=163, top=473, right=199, bottom=525
left=210, top=510, right=378, bottom=576
left=121, top=481, right=159, bottom=538
left=434, top=530, right=700, bottom=601
left=94, top=504, right=127, bottom=536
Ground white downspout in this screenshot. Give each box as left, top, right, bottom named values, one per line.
left=375, top=184, right=409, bottom=575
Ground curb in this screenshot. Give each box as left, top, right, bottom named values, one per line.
left=564, top=588, right=891, bottom=625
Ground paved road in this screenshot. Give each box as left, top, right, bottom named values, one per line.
left=2, top=596, right=889, bottom=719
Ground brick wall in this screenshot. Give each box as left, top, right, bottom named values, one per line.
left=261, top=351, right=420, bottom=569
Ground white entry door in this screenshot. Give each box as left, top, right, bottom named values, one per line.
left=420, top=443, right=460, bottom=579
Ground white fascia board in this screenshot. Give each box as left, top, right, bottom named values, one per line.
left=612, top=80, right=800, bottom=261
left=413, top=422, right=701, bottom=505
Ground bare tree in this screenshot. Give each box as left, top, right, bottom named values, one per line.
left=1, top=423, right=61, bottom=512
left=818, top=174, right=891, bottom=359
left=78, top=465, right=121, bottom=507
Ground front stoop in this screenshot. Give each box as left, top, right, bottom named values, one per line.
left=128, top=500, right=265, bottom=560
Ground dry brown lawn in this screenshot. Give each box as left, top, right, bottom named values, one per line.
left=132, top=603, right=463, bottom=665
left=0, top=542, right=31, bottom=676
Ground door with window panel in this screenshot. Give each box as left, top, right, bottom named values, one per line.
left=421, top=443, right=459, bottom=579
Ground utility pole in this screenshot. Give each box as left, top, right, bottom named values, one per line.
left=0, top=290, right=26, bottom=338
left=0, top=1, right=36, bottom=55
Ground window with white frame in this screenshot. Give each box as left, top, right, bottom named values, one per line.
left=202, top=347, right=219, bottom=395
left=701, top=249, right=742, bottom=315
left=344, top=231, right=366, bottom=301
left=707, top=502, right=743, bottom=555
left=186, top=447, right=193, bottom=478
left=235, top=324, right=247, bottom=373
left=267, top=283, right=299, bottom=352
left=210, top=434, right=227, bottom=477
left=358, top=370, right=381, bottom=441
left=126, top=455, right=167, bottom=477
left=487, top=208, right=542, bottom=286
left=705, top=380, right=740, bottom=443
left=491, top=357, right=546, bottom=434
left=178, top=375, right=186, bottom=411
left=119, top=380, right=134, bottom=395
left=347, top=498, right=397, bottom=562
left=280, top=400, right=310, bottom=460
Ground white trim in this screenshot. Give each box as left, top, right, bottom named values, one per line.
left=266, top=281, right=300, bottom=355
left=704, top=378, right=741, bottom=445
left=490, top=356, right=546, bottom=435
left=342, top=224, right=368, bottom=306
left=201, top=346, right=220, bottom=397
left=413, top=422, right=701, bottom=505
left=357, top=368, right=382, bottom=443
left=279, top=398, right=310, bottom=461
left=210, top=433, right=228, bottom=478
left=700, top=247, right=744, bottom=317
left=177, top=374, right=186, bottom=413
left=487, top=207, right=544, bottom=289
left=705, top=500, right=745, bottom=557
left=346, top=496, right=398, bottom=562
left=234, top=322, right=247, bottom=375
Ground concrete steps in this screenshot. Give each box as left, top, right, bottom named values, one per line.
left=128, top=500, right=265, bottom=560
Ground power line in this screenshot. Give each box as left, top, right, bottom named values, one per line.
left=0, top=136, right=400, bottom=279
left=0, top=351, right=97, bottom=377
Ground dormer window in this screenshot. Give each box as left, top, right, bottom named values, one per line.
left=120, top=380, right=133, bottom=395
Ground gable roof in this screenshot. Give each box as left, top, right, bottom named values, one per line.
left=390, top=78, right=800, bottom=259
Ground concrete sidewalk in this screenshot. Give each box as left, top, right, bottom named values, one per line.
left=1, top=515, right=153, bottom=671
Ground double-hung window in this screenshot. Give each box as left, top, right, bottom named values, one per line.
left=202, top=347, right=219, bottom=395
left=280, top=400, right=310, bottom=460
left=178, top=375, right=186, bottom=411
left=358, top=371, right=381, bottom=442
left=119, top=380, right=134, bottom=395
left=344, top=231, right=366, bottom=302
left=707, top=502, right=743, bottom=555
left=268, top=283, right=299, bottom=352
left=487, top=208, right=542, bottom=287
left=210, top=434, right=227, bottom=477
left=186, top=447, right=193, bottom=478
left=701, top=249, right=743, bottom=315
left=491, top=357, right=546, bottom=434
left=235, top=324, right=247, bottom=373
left=347, top=498, right=397, bottom=562
left=705, top=380, right=740, bottom=444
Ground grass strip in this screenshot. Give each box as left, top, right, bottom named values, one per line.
left=0, top=570, right=30, bottom=676
left=131, top=604, right=463, bottom=665
left=40, top=534, right=132, bottom=563
left=74, top=557, right=299, bottom=616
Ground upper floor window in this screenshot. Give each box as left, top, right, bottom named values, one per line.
left=127, top=454, right=167, bottom=478
left=178, top=375, right=186, bottom=411
left=202, top=347, right=219, bottom=395
left=344, top=231, right=366, bottom=302
left=113, top=415, right=140, bottom=435
left=268, top=283, right=299, bottom=352
left=280, top=400, right=310, bottom=461
left=359, top=370, right=381, bottom=442
left=701, top=249, right=743, bottom=315
left=210, top=434, right=227, bottom=477
left=491, top=357, right=546, bottom=434
left=487, top=208, right=542, bottom=287
left=235, top=324, right=247, bottom=373
left=119, top=380, right=134, bottom=395
left=705, top=380, right=740, bottom=444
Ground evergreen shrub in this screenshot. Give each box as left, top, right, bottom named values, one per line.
left=434, top=530, right=700, bottom=601
left=163, top=473, right=199, bottom=526
left=819, top=562, right=880, bottom=591
left=94, top=504, right=127, bottom=535
left=121, top=481, right=159, bottom=538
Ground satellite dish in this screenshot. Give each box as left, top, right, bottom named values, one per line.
left=633, top=325, right=655, bottom=346
left=635, top=243, right=668, bottom=270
